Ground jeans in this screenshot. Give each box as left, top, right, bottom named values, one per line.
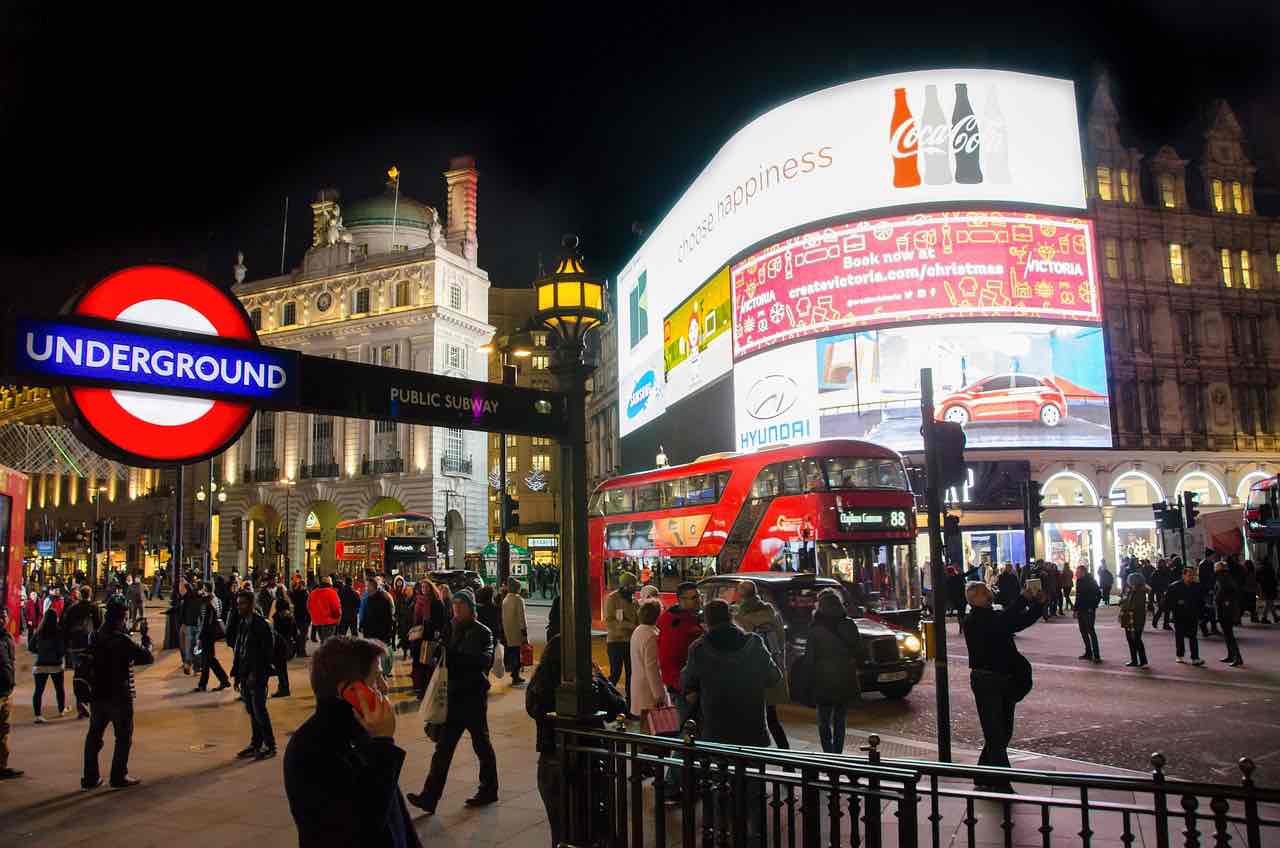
left=970, top=670, right=1017, bottom=774
left=33, top=671, right=66, bottom=716
left=418, top=702, right=499, bottom=803
left=1125, top=629, right=1148, bottom=665
left=1077, top=608, right=1100, bottom=659
left=1220, top=614, right=1241, bottom=662
left=197, top=641, right=229, bottom=688
left=606, top=641, right=631, bottom=707
left=766, top=704, right=790, bottom=749
left=817, top=702, right=848, bottom=754
left=1174, top=620, right=1200, bottom=660
left=293, top=620, right=310, bottom=657
left=241, top=681, right=275, bottom=750
left=181, top=625, right=200, bottom=666
left=505, top=644, right=524, bottom=682
left=84, top=698, right=134, bottom=785
left=663, top=688, right=692, bottom=794
left=537, top=755, right=562, bottom=848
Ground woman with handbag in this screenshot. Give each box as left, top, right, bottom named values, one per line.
left=628, top=601, right=670, bottom=725
left=394, top=578, right=414, bottom=660
left=1120, top=572, right=1149, bottom=668
left=808, top=588, right=860, bottom=754
left=410, top=579, right=444, bottom=699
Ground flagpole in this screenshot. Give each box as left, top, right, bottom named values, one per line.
left=280, top=196, right=289, bottom=274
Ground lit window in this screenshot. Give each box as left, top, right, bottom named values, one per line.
left=1169, top=243, right=1187, bottom=285
left=1124, top=240, right=1139, bottom=278
left=1232, top=181, right=1245, bottom=214
left=449, top=283, right=463, bottom=311
left=531, top=454, right=552, bottom=473
left=353, top=288, right=370, bottom=314
left=1221, top=249, right=1234, bottom=287
left=1159, top=173, right=1177, bottom=208
left=531, top=354, right=549, bottom=370
left=447, top=344, right=467, bottom=371
left=354, top=243, right=369, bottom=260
left=1096, top=165, right=1112, bottom=201
left=506, top=454, right=518, bottom=473
left=506, top=434, right=518, bottom=448
left=1103, top=238, right=1120, bottom=278
left=1119, top=170, right=1131, bottom=203
left=394, top=279, right=412, bottom=307
left=1212, top=179, right=1225, bottom=212
left=1240, top=251, right=1253, bottom=289
left=534, top=333, right=548, bottom=347
left=381, top=345, right=395, bottom=366
left=281, top=301, right=297, bottom=326
left=250, top=309, right=262, bottom=331
left=1275, top=252, right=1280, bottom=275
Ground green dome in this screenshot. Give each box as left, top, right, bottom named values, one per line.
left=343, top=186, right=437, bottom=230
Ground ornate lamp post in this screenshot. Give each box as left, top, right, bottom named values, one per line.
left=533, top=235, right=607, bottom=720
left=195, top=462, right=227, bottom=584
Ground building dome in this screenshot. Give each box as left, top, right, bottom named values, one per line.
left=343, top=184, right=438, bottom=231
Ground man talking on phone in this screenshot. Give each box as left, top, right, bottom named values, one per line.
left=284, top=635, right=421, bottom=848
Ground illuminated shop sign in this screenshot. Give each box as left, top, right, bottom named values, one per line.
left=836, top=506, right=911, bottom=530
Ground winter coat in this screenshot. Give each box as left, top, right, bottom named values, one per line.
left=501, top=592, right=527, bottom=646
left=307, top=586, right=342, bottom=626
left=475, top=602, right=502, bottom=653
left=963, top=596, right=1041, bottom=701
left=361, top=590, right=396, bottom=643
left=179, top=592, right=204, bottom=626
left=681, top=623, right=781, bottom=746
left=628, top=623, right=669, bottom=714
left=1214, top=572, right=1240, bottom=618
left=656, top=605, right=704, bottom=692
left=338, top=585, right=360, bottom=627
left=807, top=610, right=861, bottom=704
left=61, top=600, right=102, bottom=650
left=1075, top=575, right=1102, bottom=611
left=90, top=625, right=154, bottom=702
left=443, top=618, right=494, bottom=709
left=1119, top=586, right=1148, bottom=633
left=995, top=572, right=1021, bottom=606
left=34, top=629, right=67, bottom=670
left=395, top=593, right=414, bottom=642
left=733, top=596, right=789, bottom=705
left=230, top=612, right=276, bottom=685
left=290, top=587, right=311, bottom=623
left=604, top=589, right=640, bottom=644
left=1164, top=581, right=1205, bottom=623
left=0, top=628, right=16, bottom=697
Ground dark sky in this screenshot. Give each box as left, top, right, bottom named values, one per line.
left=1, top=1, right=1276, bottom=314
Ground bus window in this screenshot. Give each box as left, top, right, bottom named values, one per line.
left=604, top=488, right=634, bottom=515
left=780, top=461, right=804, bottom=495
left=635, top=484, right=661, bottom=512
left=588, top=491, right=605, bottom=516
left=823, top=457, right=909, bottom=490
left=406, top=519, right=434, bottom=537
left=384, top=518, right=406, bottom=537
left=802, top=459, right=826, bottom=492
left=751, top=465, right=780, bottom=499
left=715, top=471, right=732, bottom=498
left=686, top=474, right=716, bottom=504
left=661, top=477, right=688, bottom=508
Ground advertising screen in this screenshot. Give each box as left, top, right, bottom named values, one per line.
left=617, top=68, right=1086, bottom=439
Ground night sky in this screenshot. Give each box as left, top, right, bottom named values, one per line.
left=1, top=1, right=1276, bottom=314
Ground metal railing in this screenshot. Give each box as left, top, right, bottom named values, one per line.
left=299, top=461, right=339, bottom=479
left=361, top=456, right=404, bottom=475
left=557, top=720, right=1280, bottom=848
left=440, top=454, right=473, bottom=475
left=242, top=465, right=280, bottom=483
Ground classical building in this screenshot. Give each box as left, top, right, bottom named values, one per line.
left=217, top=157, right=494, bottom=577
left=585, top=317, right=620, bottom=490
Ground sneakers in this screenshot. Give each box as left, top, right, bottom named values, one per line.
left=1192, top=659, right=1205, bottom=666
left=213, top=682, right=231, bottom=692
left=255, top=747, right=277, bottom=760
left=1175, top=657, right=1186, bottom=664
left=1077, top=654, right=1092, bottom=660
left=33, top=716, right=46, bottom=724
left=405, top=793, right=437, bottom=815
left=1124, top=661, right=1137, bottom=667
left=61, top=707, right=73, bottom=716
left=1230, top=660, right=1244, bottom=668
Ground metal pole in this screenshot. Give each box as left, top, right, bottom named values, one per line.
left=172, top=465, right=184, bottom=589
left=91, top=492, right=99, bottom=593
left=920, top=368, right=953, bottom=762
left=205, top=461, right=214, bottom=584
left=498, top=430, right=510, bottom=588
left=553, top=352, right=593, bottom=719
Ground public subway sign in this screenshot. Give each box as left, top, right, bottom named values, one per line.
left=2, top=266, right=569, bottom=468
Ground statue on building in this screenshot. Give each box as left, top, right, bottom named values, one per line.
left=233, top=251, right=247, bottom=285
left=429, top=207, right=444, bottom=246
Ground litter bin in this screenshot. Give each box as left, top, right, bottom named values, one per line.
left=920, top=618, right=938, bottom=659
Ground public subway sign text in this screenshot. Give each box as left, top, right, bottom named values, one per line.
left=390, top=387, right=500, bottom=416
left=13, top=317, right=296, bottom=403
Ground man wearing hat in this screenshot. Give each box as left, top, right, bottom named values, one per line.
left=604, top=572, right=639, bottom=708
left=408, top=589, right=498, bottom=815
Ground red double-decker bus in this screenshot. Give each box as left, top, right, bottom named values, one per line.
left=335, top=512, right=438, bottom=582
left=587, top=439, right=918, bottom=627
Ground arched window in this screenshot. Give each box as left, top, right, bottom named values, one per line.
left=1041, top=472, right=1098, bottom=507
left=1236, top=471, right=1271, bottom=505
left=1174, top=472, right=1226, bottom=507
left=1108, top=471, right=1163, bottom=506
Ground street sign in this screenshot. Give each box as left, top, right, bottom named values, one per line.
left=36, top=540, right=55, bottom=556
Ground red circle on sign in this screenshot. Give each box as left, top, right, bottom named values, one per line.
left=67, top=266, right=258, bottom=465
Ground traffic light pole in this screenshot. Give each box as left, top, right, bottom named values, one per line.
left=498, top=432, right=510, bottom=587
left=1023, top=482, right=1035, bottom=567
left=920, top=368, right=952, bottom=763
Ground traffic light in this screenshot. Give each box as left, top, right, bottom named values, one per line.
left=934, top=421, right=967, bottom=489
left=255, top=525, right=267, bottom=554
left=1152, top=501, right=1183, bottom=531
left=1183, top=490, right=1200, bottom=529
left=1026, top=482, right=1044, bottom=528
left=436, top=530, right=447, bottom=553
left=503, top=493, right=520, bottom=528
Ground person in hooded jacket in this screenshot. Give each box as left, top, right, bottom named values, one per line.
left=732, top=580, right=790, bottom=749
left=603, top=572, right=639, bottom=708
left=807, top=588, right=860, bottom=754
left=682, top=598, right=781, bottom=747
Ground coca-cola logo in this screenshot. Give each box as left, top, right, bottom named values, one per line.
left=918, top=122, right=949, bottom=154
left=891, top=119, right=917, bottom=159
left=951, top=114, right=980, bottom=154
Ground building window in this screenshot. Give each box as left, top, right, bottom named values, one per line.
left=506, top=453, right=518, bottom=474
left=531, top=354, right=549, bottom=370
left=1119, top=169, right=1132, bottom=203
left=532, top=436, right=552, bottom=447
left=1103, top=238, right=1120, bottom=278
left=375, top=419, right=396, bottom=434
left=1212, top=179, right=1226, bottom=212
left=1096, top=165, right=1112, bottom=201
left=255, top=412, right=275, bottom=471
left=1240, top=250, right=1253, bottom=289
left=1168, top=243, right=1187, bottom=284
left=531, top=454, right=552, bottom=473
left=449, top=282, right=463, bottom=311
left=446, top=344, right=467, bottom=371
left=534, top=332, right=548, bottom=347
left=281, top=301, right=297, bottom=326
left=394, top=279, right=412, bottom=307
left=353, top=287, right=370, bottom=314
left=506, top=434, right=518, bottom=448
left=250, top=308, right=262, bottom=331
left=1158, top=173, right=1177, bottom=208
left=629, top=270, right=648, bottom=348
left=1221, top=249, right=1234, bottom=287
left=312, top=415, right=334, bottom=463
left=1232, top=181, right=1246, bottom=214
left=1124, top=239, right=1139, bottom=278
left=445, top=428, right=464, bottom=464
left=381, top=345, right=395, bottom=366
left=392, top=243, right=409, bottom=253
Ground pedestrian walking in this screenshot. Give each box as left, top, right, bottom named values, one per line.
left=395, top=580, right=415, bottom=660
left=1042, top=564, right=1060, bottom=618
left=685, top=596, right=782, bottom=747
left=1259, top=558, right=1278, bottom=623
left=628, top=600, right=669, bottom=717
left=229, top=590, right=277, bottom=760
left=1060, top=563, right=1074, bottom=612
left=126, top=575, right=145, bottom=631
left=1198, top=554, right=1221, bottom=636
left=501, top=578, right=528, bottom=686
left=360, top=578, right=396, bottom=676
left=1074, top=565, right=1102, bottom=662
left=82, top=598, right=154, bottom=789
left=733, top=580, right=790, bottom=749
left=283, top=635, right=421, bottom=848
left=31, top=609, right=68, bottom=721
left=1242, top=561, right=1259, bottom=624
left=338, top=577, right=360, bottom=637
left=289, top=576, right=310, bottom=657
left=61, top=587, right=101, bottom=719
left=657, top=582, right=704, bottom=799
left=962, top=580, right=1044, bottom=792
left=1165, top=566, right=1206, bottom=665
left=194, top=588, right=230, bottom=692
left=808, top=588, right=860, bottom=754
left=411, top=579, right=445, bottom=699
left=1214, top=562, right=1244, bottom=667
left=995, top=564, right=1021, bottom=608
left=271, top=596, right=297, bottom=697
left=307, top=576, right=342, bottom=642
left=1120, top=573, right=1149, bottom=667
left=474, top=586, right=502, bottom=675
left=604, top=572, right=639, bottom=707
left=1098, top=562, right=1114, bottom=605
left=0, top=608, right=22, bottom=781
left=1150, top=560, right=1173, bottom=629
left=177, top=580, right=202, bottom=675
left=407, top=590, right=498, bottom=815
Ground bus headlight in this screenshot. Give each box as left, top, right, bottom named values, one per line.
left=898, top=633, right=922, bottom=654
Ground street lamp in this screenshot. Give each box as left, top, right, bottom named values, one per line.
left=482, top=323, right=537, bottom=587
left=89, top=485, right=108, bottom=591
left=533, top=234, right=607, bottom=721
left=195, top=463, right=226, bottom=584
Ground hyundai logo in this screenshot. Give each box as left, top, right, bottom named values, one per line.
left=746, top=374, right=799, bottom=421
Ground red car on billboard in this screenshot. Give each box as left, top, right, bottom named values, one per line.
left=934, top=374, right=1067, bottom=428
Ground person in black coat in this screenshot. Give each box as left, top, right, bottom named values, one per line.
left=283, top=636, right=421, bottom=848
left=1214, top=562, right=1244, bottom=666
left=31, top=609, right=67, bottom=721
left=1198, top=555, right=1221, bottom=635
left=229, top=590, right=278, bottom=759
left=289, top=578, right=311, bottom=657
left=82, top=599, right=154, bottom=789
left=194, top=589, right=231, bottom=692
left=962, top=580, right=1044, bottom=792
left=995, top=565, right=1021, bottom=608
left=807, top=589, right=861, bottom=754
left=945, top=567, right=967, bottom=623
left=272, top=597, right=297, bottom=697
left=338, top=578, right=360, bottom=637
left=360, top=581, right=396, bottom=676
left=1165, top=566, right=1206, bottom=665
left=474, top=586, right=503, bottom=673
left=1073, top=566, right=1102, bottom=662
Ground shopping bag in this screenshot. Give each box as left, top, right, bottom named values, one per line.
left=520, top=641, right=534, bottom=667
left=643, top=705, right=680, bottom=736
left=419, top=650, right=449, bottom=730
left=491, top=642, right=506, bottom=679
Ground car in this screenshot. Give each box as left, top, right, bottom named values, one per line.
left=697, top=573, right=924, bottom=699
left=424, top=569, right=484, bottom=595
left=934, top=373, right=1067, bottom=428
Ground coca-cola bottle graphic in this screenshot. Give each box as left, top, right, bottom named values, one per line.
left=890, top=87, right=921, bottom=188
left=920, top=83, right=951, bottom=185
left=951, top=82, right=983, bottom=184
left=981, top=84, right=1011, bottom=184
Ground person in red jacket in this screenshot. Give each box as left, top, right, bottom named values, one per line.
left=656, top=582, right=703, bottom=801
left=306, top=577, right=342, bottom=642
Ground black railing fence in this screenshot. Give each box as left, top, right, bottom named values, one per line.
left=556, top=720, right=1279, bottom=848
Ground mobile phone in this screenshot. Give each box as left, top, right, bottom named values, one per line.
left=1025, top=578, right=1042, bottom=595
left=340, top=681, right=378, bottom=715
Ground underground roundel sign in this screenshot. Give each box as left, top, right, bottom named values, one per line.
left=44, top=266, right=282, bottom=466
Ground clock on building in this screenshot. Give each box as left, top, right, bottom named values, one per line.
left=316, top=291, right=333, bottom=312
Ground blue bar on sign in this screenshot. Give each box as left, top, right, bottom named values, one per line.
left=14, top=317, right=295, bottom=401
